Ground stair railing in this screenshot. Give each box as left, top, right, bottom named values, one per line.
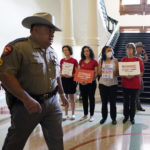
left=106, top=21, right=120, bottom=48
left=99, top=0, right=120, bottom=55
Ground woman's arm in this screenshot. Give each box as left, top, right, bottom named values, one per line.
left=78, top=65, right=80, bottom=69
left=94, top=66, right=98, bottom=79
left=98, top=60, right=102, bottom=75
left=113, top=58, right=119, bottom=76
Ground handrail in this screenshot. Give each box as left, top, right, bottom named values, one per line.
left=99, top=0, right=120, bottom=58
left=106, top=22, right=120, bottom=48
left=100, top=0, right=118, bottom=34
left=107, top=16, right=118, bottom=33
left=98, top=22, right=120, bottom=58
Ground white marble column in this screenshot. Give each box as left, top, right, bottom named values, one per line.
left=87, top=0, right=101, bottom=101
left=87, top=0, right=100, bottom=58
left=61, top=0, right=75, bottom=46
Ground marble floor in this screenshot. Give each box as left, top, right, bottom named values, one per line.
left=0, top=103, right=150, bottom=150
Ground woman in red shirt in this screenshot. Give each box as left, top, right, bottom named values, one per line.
left=60, top=45, right=78, bottom=121
left=79, top=46, right=98, bottom=122
left=121, top=43, right=144, bottom=124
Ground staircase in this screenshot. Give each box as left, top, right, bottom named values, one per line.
left=114, top=33, right=150, bottom=103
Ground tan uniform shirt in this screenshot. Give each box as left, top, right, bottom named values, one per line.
left=0, top=36, right=60, bottom=95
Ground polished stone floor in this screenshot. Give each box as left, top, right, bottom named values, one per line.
left=0, top=103, right=150, bottom=150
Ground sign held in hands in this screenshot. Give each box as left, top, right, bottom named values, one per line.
left=62, top=62, right=74, bottom=76
left=119, top=61, right=140, bottom=76
left=74, top=69, right=94, bottom=83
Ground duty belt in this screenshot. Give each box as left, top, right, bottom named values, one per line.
left=31, top=86, right=58, bottom=103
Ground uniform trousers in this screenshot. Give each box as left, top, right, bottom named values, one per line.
left=2, top=94, right=63, bottom=150
left=135, top=78, right=144, bottom=108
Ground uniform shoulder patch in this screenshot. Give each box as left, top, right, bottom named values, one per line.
left=2, top=44, right=13, bottom=57
left=1, top=37, right=27, bottom=57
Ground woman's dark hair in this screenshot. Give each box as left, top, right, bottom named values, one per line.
left=62, top=45, right=73, bottom=55
left=126, top=43, right=136, bottom=56
left=81, top=46, right=95, bottom=60
left=101, top=45, right=113, bottom=62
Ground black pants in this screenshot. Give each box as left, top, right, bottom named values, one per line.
left=99, top=84, right=117, bottom=121
left=123, top=88, right=138, bottom=120
left=80, top=81, right=97, bottom=116
left=135, top=78, right=144, bottom=108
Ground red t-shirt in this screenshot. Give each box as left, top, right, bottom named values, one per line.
left=60, top=57, right=78, bottom=75
left=79, top=59, right=98, bottom=70
left=121, top=57, right=144, bottom=89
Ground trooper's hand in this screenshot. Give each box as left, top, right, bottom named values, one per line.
left=142, top=49, right=146, bottom=54
left=60, top=94, right=69, bottom=108
left=23, top=97, right=42, bottom=114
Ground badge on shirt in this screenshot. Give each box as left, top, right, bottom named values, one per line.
left=53, top=55, right=57, bottom=62
left=52, top=54, right=59, bottom=66
left=2, top=45, right=13, bottom=57
left=0, top=58, right=3, bottom=66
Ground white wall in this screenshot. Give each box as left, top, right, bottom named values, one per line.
left=0, top=0, right=62, bottom=59
left=4, top=0, right=148, bottom=60
left=104, top=0, right=150, bottom=27
left=0, top=0, right=111, bottom=60
left=0, top=0, right=110, bottom=102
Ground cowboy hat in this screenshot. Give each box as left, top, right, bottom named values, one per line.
left=135, top=42, right=144, bottom=48
left=22, top=12, right=61, bottom=31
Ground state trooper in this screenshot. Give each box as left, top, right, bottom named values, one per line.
left=0, top=12, right=69, bottom=150
left=135, top=42, right=148, bottom=111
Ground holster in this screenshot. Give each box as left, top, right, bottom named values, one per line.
left=5, top=91, right=23, bottom=110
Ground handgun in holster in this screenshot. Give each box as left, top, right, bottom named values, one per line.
left=1, top=84, right=22, bottom=110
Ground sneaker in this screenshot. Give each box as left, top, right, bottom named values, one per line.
left=89, top=116, right=94, bottom=122
left=70, top=115, right=76, bottom=120
left=80, top=116, right=88, bottom=121
left=62, top=115, right=69, bottom=121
